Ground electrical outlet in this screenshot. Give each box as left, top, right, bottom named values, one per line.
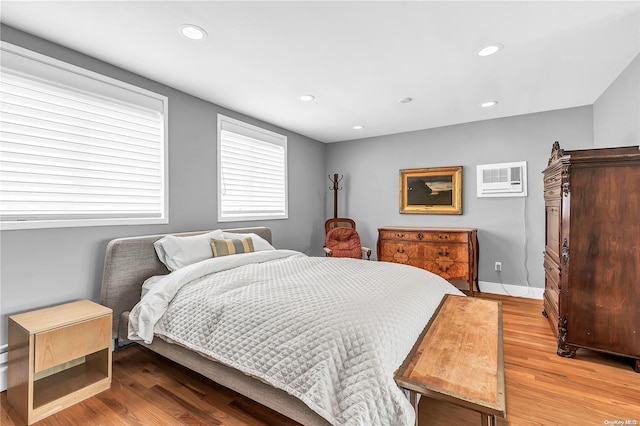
left=495, top=261, right=502, bottom=272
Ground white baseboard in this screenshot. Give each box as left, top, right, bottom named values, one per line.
left=0, top=344, right=7, bottom=392
left=479, top=281, right=544, bottom=299
left=0, top=365, right=6, bottom=393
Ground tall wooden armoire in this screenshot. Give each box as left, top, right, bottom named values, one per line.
left=542, top=142, right=640, bottom=372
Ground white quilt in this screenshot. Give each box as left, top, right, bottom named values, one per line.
left=128, top=250, right=463, bottom=426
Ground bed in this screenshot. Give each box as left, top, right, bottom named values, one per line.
left=100, top=226, right=463, bottom=425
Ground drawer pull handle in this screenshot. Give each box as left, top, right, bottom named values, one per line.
left=438, top=235, right=449, bottom=240
left=396, top=248, right=405, bottom=254
left=438, top=266, right=450, bottom=272
left=396, top=233, right=405, bottom=238
left=417, top=233, right=424, bottom=240
left=438, top=250, right=450, bottom=257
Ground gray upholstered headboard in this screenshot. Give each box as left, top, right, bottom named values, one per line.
left=100, top=227, right=272, bottom=341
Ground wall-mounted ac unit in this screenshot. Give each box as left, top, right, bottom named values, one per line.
left=477, top=161, right=527, bottom=197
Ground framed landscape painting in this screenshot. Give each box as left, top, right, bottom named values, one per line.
left=400, top=166, right=463, bottom=215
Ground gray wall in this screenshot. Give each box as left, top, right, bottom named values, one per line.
left=593, top=54, right=640, bottom=148
left=2, top=24, right=636, bottom=350
left=325, top=107, right=594, bottom=290
left=0, top=25, right=327, bottom=347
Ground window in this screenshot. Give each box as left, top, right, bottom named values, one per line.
left=217, top=114, right=287, bottom=222
left=0, top=42, right=168, bottom=230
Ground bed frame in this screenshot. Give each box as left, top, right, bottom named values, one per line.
left=100, top=227, right=330, bottom=426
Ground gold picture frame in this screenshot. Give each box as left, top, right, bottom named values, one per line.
left=400, top=166, right=463, bottom=215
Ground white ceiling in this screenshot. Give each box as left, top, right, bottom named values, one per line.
left=1, top=1, right=639, bottom=143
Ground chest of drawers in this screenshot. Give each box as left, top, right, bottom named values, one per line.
left=377, top=227, right=479, bottom=295
left=542, top=142, right=640, bottom=372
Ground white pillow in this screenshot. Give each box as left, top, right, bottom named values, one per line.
left=154, top=230, right=224, bottom=271
left=222, top=232, right=275, bottom=252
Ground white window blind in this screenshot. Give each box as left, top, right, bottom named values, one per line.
left=218, top=115, right=287, bottom=222
left=0, top=42, right=168, bottom=230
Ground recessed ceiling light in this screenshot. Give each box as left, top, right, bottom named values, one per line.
left=398, top=97, right=413, bottom=104
left=179, top=24, right=207, bottom=40
left=480, top=101, right=498, bottom=108
left=477, top=43, right=503, bottom=57
left=353, top=125, right=364, bottom=130
left=299, top=95, right=315, bottom=102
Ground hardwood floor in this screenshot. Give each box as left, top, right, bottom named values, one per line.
left=2, top=294, right=638, bottom=425
left=422, top=294, right=639, bottom=425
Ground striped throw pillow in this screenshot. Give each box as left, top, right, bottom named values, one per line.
left=210, top=237, right=255, bottom=257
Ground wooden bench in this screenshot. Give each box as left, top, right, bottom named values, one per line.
left=395, top=295, right=506, bottom=426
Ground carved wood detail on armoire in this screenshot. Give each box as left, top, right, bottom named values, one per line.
left=542, top=141, right=640, bottom=372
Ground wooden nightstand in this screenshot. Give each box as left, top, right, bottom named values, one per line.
left=8, top=300, right=112, bottom=425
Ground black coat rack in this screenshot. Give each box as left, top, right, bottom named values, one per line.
left=328, top=173, right=343, bottom=219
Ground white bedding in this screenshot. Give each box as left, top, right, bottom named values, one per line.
left=128, top=250, right=463, bottom=425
